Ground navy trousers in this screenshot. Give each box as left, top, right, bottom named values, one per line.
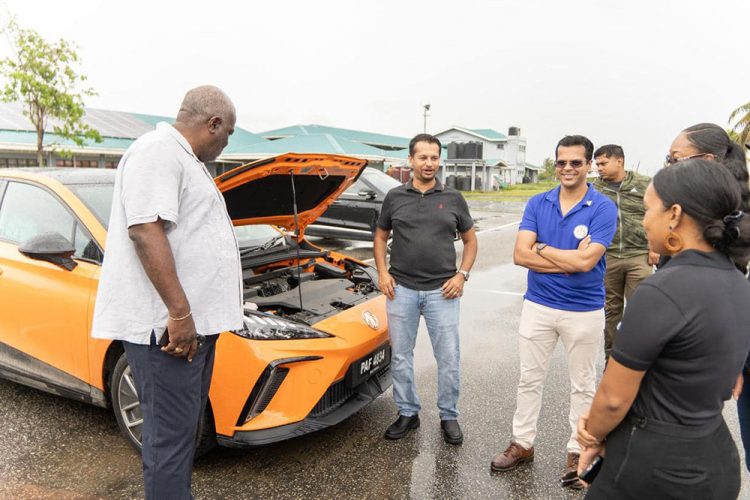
left=123, top=332, right=218, bottom=500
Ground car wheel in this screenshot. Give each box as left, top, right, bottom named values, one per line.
left=110, top=353, right=217, bottom=458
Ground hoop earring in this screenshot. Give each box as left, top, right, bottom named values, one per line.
left=664, top=227, right=683, bottom=253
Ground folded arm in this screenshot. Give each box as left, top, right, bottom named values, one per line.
left=538, top=236, right=607, bottom=273
left=513, top=230, right=567, bottom=273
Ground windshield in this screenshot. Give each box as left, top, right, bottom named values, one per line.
left=65, top=182, right=282, bottom=248
left=234, top=224, right=282, bottom=249
left=66, top=183, right=115, bottom=229
left=361, top=168, right=402, bottom=193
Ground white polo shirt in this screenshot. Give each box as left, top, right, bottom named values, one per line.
left=92, top=122, right=244, bottom=344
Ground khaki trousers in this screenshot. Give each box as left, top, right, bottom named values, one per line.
left=511, top=300, right=604, bottom=452
left=604, top=254, right=653, bottom=356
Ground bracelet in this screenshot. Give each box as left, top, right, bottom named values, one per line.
left=169, top=310, right=192, bottom=321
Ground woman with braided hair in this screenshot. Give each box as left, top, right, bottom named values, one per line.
left=576, top=159, right=750, bottom=499
left=666, top=122, right=749, bottom=209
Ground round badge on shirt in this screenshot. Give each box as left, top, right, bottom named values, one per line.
left=574, top=225, right=589, bottom=239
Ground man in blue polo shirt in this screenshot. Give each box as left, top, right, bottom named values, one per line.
left=490, top=135, right=617, bottom=489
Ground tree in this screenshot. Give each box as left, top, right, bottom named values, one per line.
left=0, top=18, right=101, bottom=166
left=727, top=128, right=740, bottom=143
left=538, top=157, right=556, bottom=181
left=729, top=101, right=750, bottom=147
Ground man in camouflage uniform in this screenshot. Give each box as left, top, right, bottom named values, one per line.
left=593, top=145, right=657, bottom=357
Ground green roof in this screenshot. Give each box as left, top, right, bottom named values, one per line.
left=470, top=128, right=507, bottom=140
left=483, top=158, right=504, bottom=167
left=0, top=103, right=266, bottom=155
left=260, top=124, right=409, bottom=150
left=128, top=112, right=175, bottom=128
left=222, top=133, right=407, bottom=159
left=0, top=129, right=135, bottom=152
left=0, top=126, right=266, bottom=156
left=128, top=113, right=266, bottom=153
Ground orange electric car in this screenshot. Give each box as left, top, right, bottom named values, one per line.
left=0, top=153, right=391, bottom=456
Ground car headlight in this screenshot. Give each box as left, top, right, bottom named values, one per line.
left=233, top=313, right=333, bottom=340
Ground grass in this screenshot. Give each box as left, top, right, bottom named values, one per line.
left=462, top=180, right=558, bottom=202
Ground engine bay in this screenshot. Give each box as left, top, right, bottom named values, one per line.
left=242, top=252, right=380, bottom=324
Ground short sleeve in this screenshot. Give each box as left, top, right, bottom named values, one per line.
left=519, top=195, right=539, bottom=233
left=612, top=283, right=686, bottom=371
left=588, top=197, right=617, bottom=248
left=377, top=190, right=394, bottom=230
left=456, top=193, right=474, bottom=233
left=120, top=140, right=183, bottom=229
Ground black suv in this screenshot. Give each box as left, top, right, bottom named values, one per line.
left=305, top=167, right=403, bottom=241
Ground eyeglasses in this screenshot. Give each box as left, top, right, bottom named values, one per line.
left=664, top=152, right=709, bottom=165
left=555, top=160, right=587, bottom=169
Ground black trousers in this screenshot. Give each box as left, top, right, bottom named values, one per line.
left=586, top=415, right=740, bottom=500
left=124, top=332, right=218, bottom=500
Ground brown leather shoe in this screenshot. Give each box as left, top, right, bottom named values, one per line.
left=561, top=452, right=585, bottom=490
left=490, top=442, right=534, bottom=472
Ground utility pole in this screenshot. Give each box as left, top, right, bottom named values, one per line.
left=423, top=104, right=430, bottom=133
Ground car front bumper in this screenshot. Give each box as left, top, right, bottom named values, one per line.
left=217, top=364, right=391, bottom=448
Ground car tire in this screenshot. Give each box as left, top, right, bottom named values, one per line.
left=110, top=352, right=217, bottom=458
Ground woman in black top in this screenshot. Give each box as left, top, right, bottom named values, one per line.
left=662, top=123, right=750, bottom=471
left=576, top=159, right=750, bottom=499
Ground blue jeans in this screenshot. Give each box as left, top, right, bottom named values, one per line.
left=386, top=284, right=460, bottom=420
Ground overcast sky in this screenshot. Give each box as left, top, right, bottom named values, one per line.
left=1, top=0, right=748, bottom=173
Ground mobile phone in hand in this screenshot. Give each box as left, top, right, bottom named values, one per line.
left=559, top=471, right=580, bottom=488
left=158, top=329, right=170, bottom=347
left=159, top=329, right=206, bottom=348
left=578, top=455, right=604, bottom=484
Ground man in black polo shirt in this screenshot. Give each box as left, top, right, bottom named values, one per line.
left=374, top=133, right=477, bottom=444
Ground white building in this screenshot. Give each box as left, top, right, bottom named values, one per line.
left=434, top=126, right=537, bottom=188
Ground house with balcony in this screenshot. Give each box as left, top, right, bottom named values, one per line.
left=434, top=126, right=537, bottom=188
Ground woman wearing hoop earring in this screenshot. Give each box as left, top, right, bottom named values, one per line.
left=575, top=159, right=750, bottom=499
left=662, top=226, right=683, bottom=253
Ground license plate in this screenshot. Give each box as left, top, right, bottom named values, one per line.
left=347, top=343, right=391, bottom=388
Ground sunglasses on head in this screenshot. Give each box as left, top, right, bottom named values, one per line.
left=664, top=152, right=708, bottom=165
left=555, top=160, right=587, bottom=169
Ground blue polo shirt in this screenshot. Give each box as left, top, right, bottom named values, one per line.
left=520, top=183, right=617, bottom=312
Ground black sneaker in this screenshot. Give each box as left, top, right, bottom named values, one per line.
left=441, top=419, right=463, bottom=445
left=384, top=414, right=420, bottom=440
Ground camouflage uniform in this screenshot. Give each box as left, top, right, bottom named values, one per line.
left=593, top=171, right=652, bottom=356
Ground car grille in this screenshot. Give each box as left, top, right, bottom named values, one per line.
left=310, top=379, right=354, bottom=417
left=309, top=366, right=389, bottom=417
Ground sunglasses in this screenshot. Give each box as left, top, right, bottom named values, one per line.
left=555, top=159, right=587, bottom=169
left=664, top=152, right=708, bottom=165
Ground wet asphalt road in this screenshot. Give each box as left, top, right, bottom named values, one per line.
left=1, top=204, right=749, bottom=499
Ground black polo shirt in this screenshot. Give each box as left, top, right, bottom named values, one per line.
left=613, top=250, right=750, bottom=426
left=377, top=180, right=473, bottom=291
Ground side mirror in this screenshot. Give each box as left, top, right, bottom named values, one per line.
left=358, top=189, right=377, bottom=200
left=18, top=232, right=78, bottom=271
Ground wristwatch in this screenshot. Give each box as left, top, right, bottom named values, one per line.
left=457, top=270, right=470, bottom=281
left=535, top=243, right=548, bottom=255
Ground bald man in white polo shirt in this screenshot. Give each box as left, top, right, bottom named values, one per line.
left=92, top=86, right=243, bottom=500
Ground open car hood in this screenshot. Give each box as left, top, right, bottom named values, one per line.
left=215, top=153, right=367, bottom=232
